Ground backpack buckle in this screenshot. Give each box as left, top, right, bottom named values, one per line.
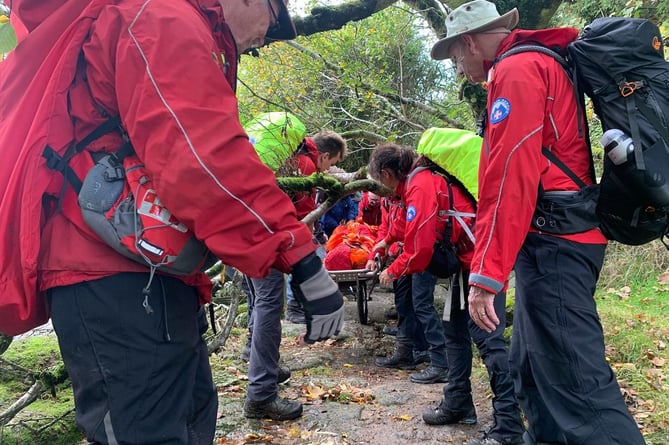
left=97, top=154, right=126, bottom=181
left=619, top=81, right=643, bottom=97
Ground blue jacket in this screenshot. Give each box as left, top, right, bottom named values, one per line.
left=320, top=195, right=358, bottom=236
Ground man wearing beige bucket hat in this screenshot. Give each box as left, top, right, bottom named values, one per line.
left=427, top=2, right=647, bottom=445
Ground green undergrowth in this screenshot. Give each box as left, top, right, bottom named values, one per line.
left=595, top=242, right=669, bottom=444
left=1, top=335, right=83, bottom=445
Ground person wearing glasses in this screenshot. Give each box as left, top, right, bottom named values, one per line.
left=5, top=0, right=345, bottom=443
left=430, top=2, right=646, bottom=445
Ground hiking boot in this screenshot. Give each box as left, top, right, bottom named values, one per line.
left=468, top=434, right=523, bottom=445
left=422, top=400, right=477, bottom=425
left=278, top=366, right=291, bottom=384
left=382, top=325, right=398, bottom=336
left=384, top=306, right=398, bottom=320
left=410, top=365, right=449, bottom=384
left=285, top=306, right=306, bottom=324
left=240, top=341, right=251, bottom=362
left=413, top=350, right=430, bottom=365
left=244, top=395, right=303, bottom=421
left=375, top=344, right=415, bottom=370
left=522, top=431, right=552, bottom=445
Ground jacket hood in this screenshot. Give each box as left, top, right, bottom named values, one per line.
left=13, top=0, right=68, bottom=32
left=497, top=27, right=579, bottom=56
left=13, top=0, right=221, bottom=32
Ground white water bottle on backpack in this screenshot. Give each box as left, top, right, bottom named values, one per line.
left=601, top=129, right=635, bottom=165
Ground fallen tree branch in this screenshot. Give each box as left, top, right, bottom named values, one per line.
left=0, top=356, right=34, bottom=375
left=301, top=179, right=392, bottom=227
left=0, top=381, right=43, bottom=427
left=207, top=293, right=241, bottom=355
left=36, top=408, right=75, bottom=433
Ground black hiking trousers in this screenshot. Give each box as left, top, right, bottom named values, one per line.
left=49, top=272, right=217, bottom=445
left=441, top=272, right=525, bottom=444
left=513, top=233, right=646, bottom=445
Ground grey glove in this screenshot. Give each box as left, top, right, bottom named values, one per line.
left=290, top=252, right=344, bottom=343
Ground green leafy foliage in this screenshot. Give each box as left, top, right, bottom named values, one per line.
left=555, top=0, right=669, bottom=27
left=0, top=19, right=16, bottom=54
left=237, top=5, right=471, bottom=171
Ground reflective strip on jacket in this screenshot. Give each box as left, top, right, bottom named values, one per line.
left=35, top=0, right=317, bottom=296
left=469, top=28, right=607, bottom=294
left=387, top=168, right=475, bottom=278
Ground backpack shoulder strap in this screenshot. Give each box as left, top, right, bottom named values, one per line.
left=407, top=165, right=476, bottom=243
left=42, top=116, right=123, bottom=193
left=443, top=178, right=477, bottom=244
left=496, top=44, right=588, bottom=141
left=541, top=146, right=587, bottom=189
left=42, top=116, right=133, bottom=197
left=496, top=44, right=597, bottom=186
left=405, top=165, right=428, bottom=189
left=436, top=172, right=477, bottom=244
left=496, top=44, right=570, bottom=72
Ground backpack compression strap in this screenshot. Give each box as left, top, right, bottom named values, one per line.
left=495, top=45, right=598, bottom=188
left=627, top=87, right=669, bottom=171
left=43, top=116, right=133, bottom=194
left=407, top=166, right=476, bottom=245
left=494, top=44, right=588, bottom=141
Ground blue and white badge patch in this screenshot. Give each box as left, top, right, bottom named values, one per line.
left=490, top=98, right=511, bottom=124
left=406, top=205, right=417, bottom=222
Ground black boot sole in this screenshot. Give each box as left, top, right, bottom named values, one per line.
left=374, top=359, right=416, bottom=370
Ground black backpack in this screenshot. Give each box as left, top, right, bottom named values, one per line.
left=498, top=17, right=669, bottom=246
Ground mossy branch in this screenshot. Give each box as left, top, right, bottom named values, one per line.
left=277, top=172, right=345, bottom=197
left=301, top=178, right=393, bottom=227
left=36, top=364, right=69, bottom=397
left=204, top=174, right=388, bottom=277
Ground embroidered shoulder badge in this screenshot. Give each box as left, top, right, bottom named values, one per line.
left=490, top=98, right=511, bottom=124
left=406, top=205, right=417, bottom=222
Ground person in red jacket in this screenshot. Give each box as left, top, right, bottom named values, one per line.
left=368, top=143, right=475, bottom=384
left=291, top=131, right=348, bottom=219
left=357, top=191, right=383, bottom=226
left=430, top=2, right=646, bottom=445
left=285, top=131, right=348, bottom=322
left=5, top=0, right=344, bottom=442
left=244, top=130, right=346, bottom=420
left=368, top=195, right=430, bottom=369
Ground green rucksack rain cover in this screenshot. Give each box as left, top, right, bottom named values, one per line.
left=417, top=128, right=482, bottom=201
left=244, top=112, right=307, bottom=172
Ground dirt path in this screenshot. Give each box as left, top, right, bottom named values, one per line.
left=215, top=287, right=497, bottom=445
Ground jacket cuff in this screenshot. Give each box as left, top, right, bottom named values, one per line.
left=469, top=273, right=504, bottom=294
left=273, top=237, right=318, bottom=274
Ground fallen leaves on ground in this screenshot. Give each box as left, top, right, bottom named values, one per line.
left=391, top=414, right=412, bottom=421
left=657, top=272, right=669, bottom=286
left=301, top=382, right=375, bottom=405
left=605, top=286, right=632, bottom=300
left=218, top=426, right=349, bottom=444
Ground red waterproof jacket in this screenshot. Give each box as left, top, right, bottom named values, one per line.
left=358, top=192, right=383, bottom=226
left=367, top=196, right=404, bottom=261
left=387, top=168, right=475, bottom=279
left=293, top=138, right=319, bottom=219
left=0, top=0, right=317, bottom=333
left=385, top=199, right=406, bottom=259
left=469, top=28, right=607, bottom=294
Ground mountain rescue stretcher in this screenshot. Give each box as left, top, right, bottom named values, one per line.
left=327, top=255, right=381, bottom=325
